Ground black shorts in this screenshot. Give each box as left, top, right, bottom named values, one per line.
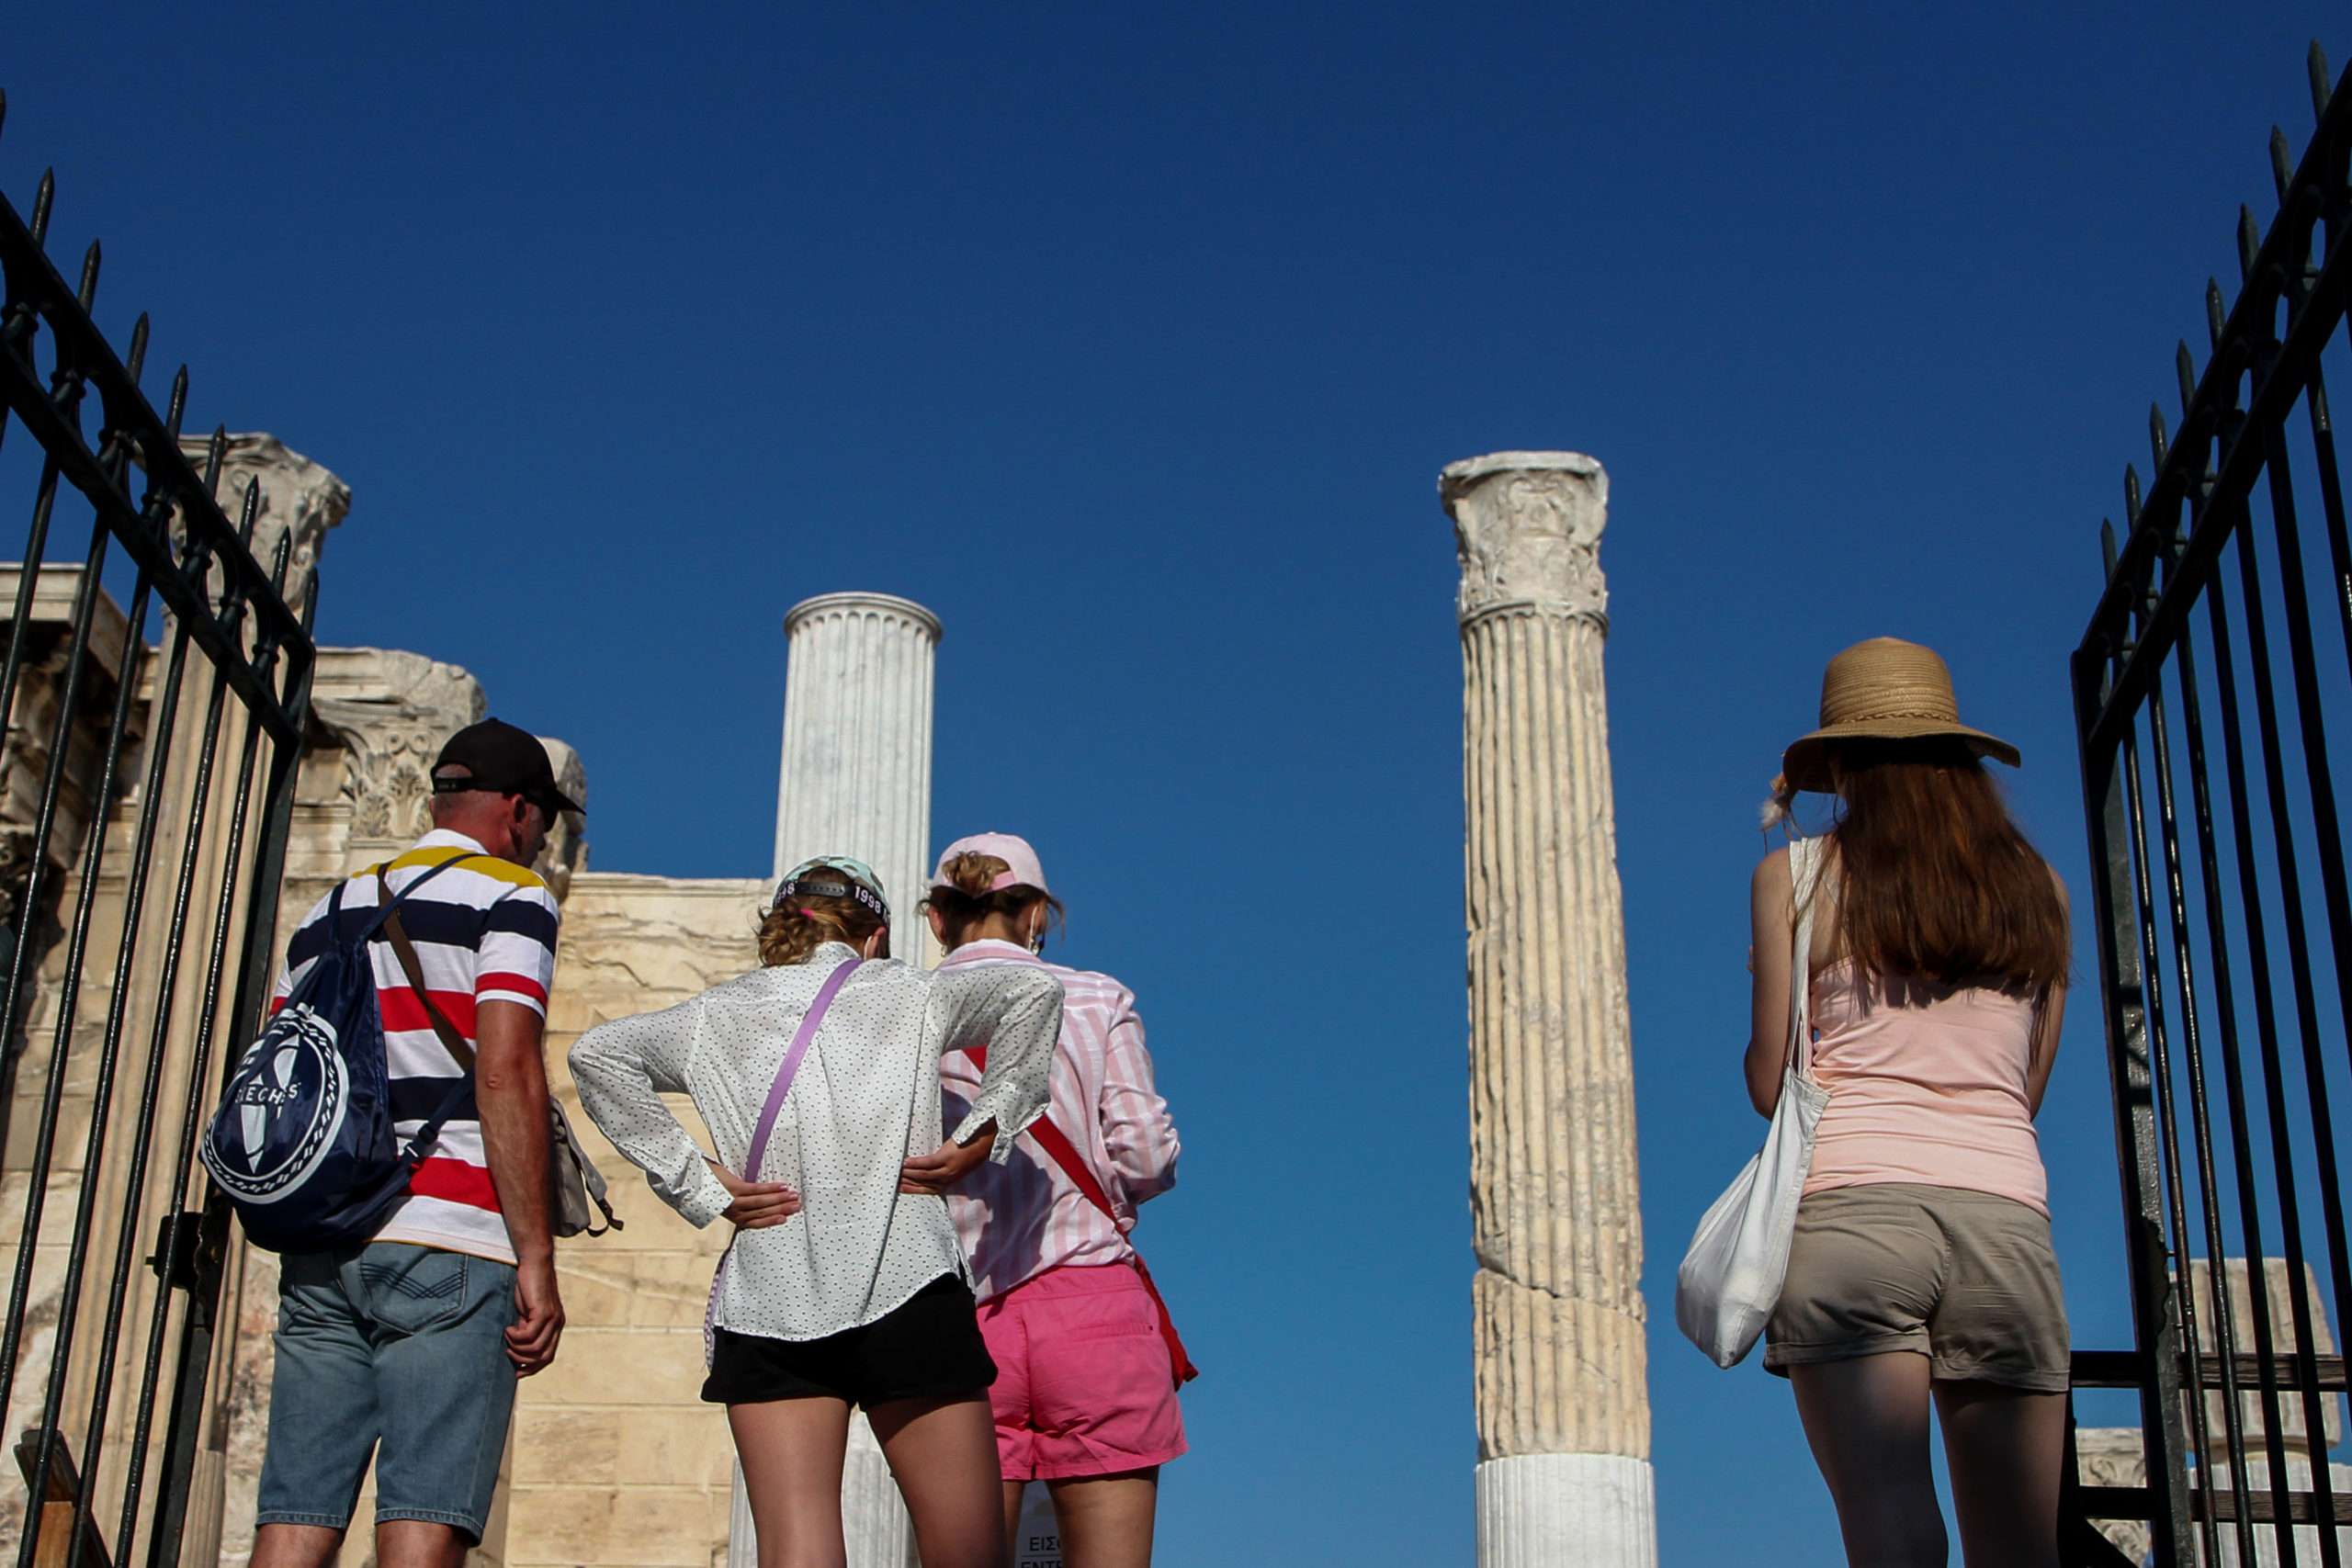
left=702, top=1272, right=997, bottom=1408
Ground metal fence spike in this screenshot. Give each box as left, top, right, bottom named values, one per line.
left=75, top=239, right=99, bottom=311
left=2272, top=126, right=2294, bottom=200
left=2177, top=341, right=2198, bottom=412
left=202, top=426, right=225, bottom=494
left=2312, top=39, right=2333, bottom=122
left=2239, top=205, right=2261, bottom=279
left=124, top=314, right=148, bottom=385
left=2102, top=519, right=2120, bottom=583
left=29, top=169, right=52, bottom=247
left=2208, top=279, right=2227, bottom=345
left=164, top=367, right=187, bottom=438
left=2126, top=463, right=2143, bottom=525
left=238, top=476, right=259, bottom=548
left=266, top=532, right=288, bottom=592
left=2151, top=403, right=2171, bottom=468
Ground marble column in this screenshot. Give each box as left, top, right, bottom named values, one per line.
left=726, top=1419, right=917, bottom=1568
left=745, top=591, right=939, bottom=1568
left=772, top=592, right=942, bottom=923
left=1443, top=452, right=1655, bottom=1568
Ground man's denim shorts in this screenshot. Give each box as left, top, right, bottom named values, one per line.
left=256, top=1241, right=517, bottom=1541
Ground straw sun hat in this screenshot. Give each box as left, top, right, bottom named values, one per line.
left=1777, top=637, right=2020, bottom=797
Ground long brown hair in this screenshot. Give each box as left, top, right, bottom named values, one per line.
left=758, top=862, right=887, bottom=966
left=1826, top=738, right=2069, bottom=993
left=924, top=852, right=1065, bottom=950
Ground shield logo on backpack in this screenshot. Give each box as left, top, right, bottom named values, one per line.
left=211, top=1003, right=350, bottom=1202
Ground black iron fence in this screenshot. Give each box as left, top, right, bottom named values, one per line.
left=2072, top=39, right=2352, bottom=1568
left=0, top=92, right=314, bottom=1568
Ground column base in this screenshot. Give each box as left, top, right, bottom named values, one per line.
left=1476, top=1453, right=1657, bottom=1568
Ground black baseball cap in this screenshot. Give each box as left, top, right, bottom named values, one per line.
left=431, top=718, right=584, bottom=818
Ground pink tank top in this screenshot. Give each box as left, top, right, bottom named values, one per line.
left=1803, top=959, right=2047, bottom=1215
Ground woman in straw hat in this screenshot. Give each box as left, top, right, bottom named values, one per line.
left=1748, top=638, right=2072, bottom=1568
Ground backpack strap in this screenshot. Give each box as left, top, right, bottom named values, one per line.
left=961, top=1042, right=1198, bottom=1388
left=279, top=854, right=466, bottom=1013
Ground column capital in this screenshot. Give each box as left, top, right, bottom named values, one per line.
left=175, top=432, right=349, bottom=604
left=784, top=591, right=943, bottom=644
left=1440, top=451, right=1609, bottom=630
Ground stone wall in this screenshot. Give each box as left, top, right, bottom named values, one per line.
left=511, top=873, right=767, bottom=1568
left=0, top=429, right=802, bottom=1568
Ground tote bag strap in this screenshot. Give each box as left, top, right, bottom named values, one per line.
left=1787, top=837, right=1828, bottom=1078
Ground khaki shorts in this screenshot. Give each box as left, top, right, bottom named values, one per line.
left=1765, top=1182, right=2069, bottom=1392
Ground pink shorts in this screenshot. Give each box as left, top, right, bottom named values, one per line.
left=976, top=1262, right=1188, bottom=1481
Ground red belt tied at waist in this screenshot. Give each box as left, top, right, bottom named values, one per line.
left=961, top=1045, right=1198, bottom=1389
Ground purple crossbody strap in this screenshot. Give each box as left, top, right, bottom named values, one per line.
left=706, top=955, right=860, bottom=1368
left=746, top=956, right=860, bottom=1181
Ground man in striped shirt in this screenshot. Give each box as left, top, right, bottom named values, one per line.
left=249, top=719, right=575, bottom=1568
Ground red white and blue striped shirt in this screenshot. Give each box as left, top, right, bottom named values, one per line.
left=270, top=829, right=561, bottom=1263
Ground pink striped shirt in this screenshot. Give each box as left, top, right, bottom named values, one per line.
left=938, top=940, right=1179, bottom=1302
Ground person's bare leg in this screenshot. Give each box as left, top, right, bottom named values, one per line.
left=870, top=1394, right=1003, bottom=1568
left=1788, top=1352, right=1947, bottom=1567
left=1934, top=1381, right=2064, bottom=1568
left=374, top=1520, right=469, bottom=1568
left=1001, top=1483, right=1026, bottom=1564
left=249, top=1523, right=345, bottom=1568
left=730, top=1397, right=853, bottom=1568
left=1046, top=1469, right=1159, bottom=1568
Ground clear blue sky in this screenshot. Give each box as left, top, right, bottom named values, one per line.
left=5, top=4, right=2343, bottom=1562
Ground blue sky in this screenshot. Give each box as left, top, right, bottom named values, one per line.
left=6, top=3, right=2346, bottom=1562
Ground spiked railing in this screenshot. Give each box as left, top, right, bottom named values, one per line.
left=0, top=92, right=316, bottom=1568
left=2071, top=39, right=2352, bottom=1568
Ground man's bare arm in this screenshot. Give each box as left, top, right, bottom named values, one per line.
left=476, top=998, right=563, bottom=1373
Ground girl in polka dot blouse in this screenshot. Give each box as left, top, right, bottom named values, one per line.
left=570, top=857, right=1061, bottom=1568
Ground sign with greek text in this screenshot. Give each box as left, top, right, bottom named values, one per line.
left=1013, top=1482, right=1061, bottom=1568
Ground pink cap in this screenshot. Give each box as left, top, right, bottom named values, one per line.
left=931, top=832, right=1049, bottom=896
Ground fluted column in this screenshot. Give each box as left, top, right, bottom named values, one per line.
left=1445, top=452, right=1654, bottom=1568
left=773, top=592, right=941, bottom=918
left=729, top=1417, right=916, bottom=1568
left=744, top=592, right=939, bottom=1568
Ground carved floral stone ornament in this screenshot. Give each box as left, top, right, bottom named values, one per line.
left=1440, top=450, right=1610, bottom=629
left=171, top=434, right=351, bottom=603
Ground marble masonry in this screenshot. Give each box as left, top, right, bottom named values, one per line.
left=0, top=433, right=1664, bottom=1568
left=0, top=435, right=939, bottom=1568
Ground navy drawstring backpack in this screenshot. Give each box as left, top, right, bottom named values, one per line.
left=201, top=855, right=476, bottom=1254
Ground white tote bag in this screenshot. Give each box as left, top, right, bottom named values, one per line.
left=1675, top=835, right=1831, bottom=1369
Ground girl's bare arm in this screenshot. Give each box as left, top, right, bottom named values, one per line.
left=1747, top=848, right=1795, bottom=1117
left=2026, top=865, right=2072, bottom=1116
